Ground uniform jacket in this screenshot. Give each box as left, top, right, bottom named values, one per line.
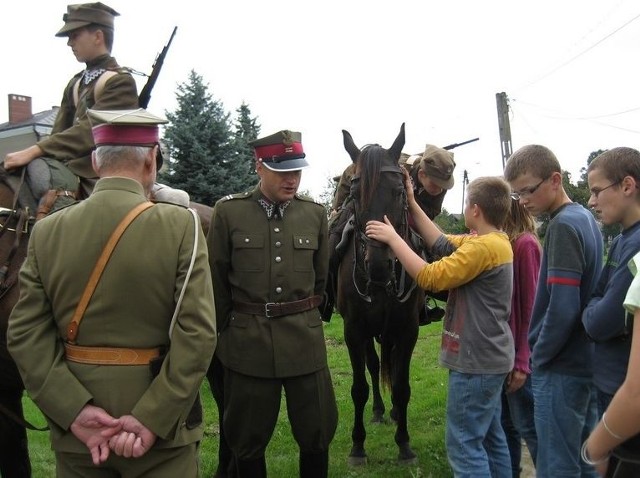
left=209, top=185, right=329, bottom=378
left=37, top=54, right=139, bottom=179
left=8, top=177, right=216, bottom=453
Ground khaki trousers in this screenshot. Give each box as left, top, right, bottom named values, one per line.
left=55, top=442, right=199, bottom=478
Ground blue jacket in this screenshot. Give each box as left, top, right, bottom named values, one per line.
left=583, top=220, right=640, bottom=394
left=529, top=203, right=603, bottom=376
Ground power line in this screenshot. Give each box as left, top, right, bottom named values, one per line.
left=512, top=99, right=640, bottom=135
left=516, top=10, right=640, bottom=91
left=513, top=99, right=640, bottom=120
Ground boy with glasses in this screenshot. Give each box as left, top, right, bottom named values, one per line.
left=581, top=147, right=640, bottom=471
left=504, top=144, right=602, bottom=477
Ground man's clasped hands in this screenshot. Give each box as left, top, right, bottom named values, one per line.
left=70, top=404, right=157, bottom=465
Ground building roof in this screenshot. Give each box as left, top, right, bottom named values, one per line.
left=0, top=107, right=58, bottom=134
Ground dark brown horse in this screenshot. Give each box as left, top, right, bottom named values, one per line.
left=0, top=167, right=37, bottom=477
left=337, top=124, right=422, bottom=465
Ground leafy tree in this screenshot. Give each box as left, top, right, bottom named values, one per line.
left=434, top=209, right=468, bottom=234
left=317, top=175, right=338, bottom=217
left=160, top=70, right=233, bottom=205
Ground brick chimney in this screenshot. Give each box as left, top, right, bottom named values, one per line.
left=8, top=94, right=33, bottom=124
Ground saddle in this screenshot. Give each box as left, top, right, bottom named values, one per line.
left=25, top=158, right=79, bottom=220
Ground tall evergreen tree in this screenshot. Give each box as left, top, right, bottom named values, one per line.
left=160, top=70, right=233, bottom=205
left=226, top=102, right=260, bottom=193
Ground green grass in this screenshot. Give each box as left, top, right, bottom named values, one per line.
left=24, top=316, right=452, bottom=477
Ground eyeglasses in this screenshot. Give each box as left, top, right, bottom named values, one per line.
left=510, top=178, right=547, bottom=201
left=589, top=181, right=621, bottom=199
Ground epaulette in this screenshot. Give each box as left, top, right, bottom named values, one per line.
left=295, top=193, right=323, bottom=207
left=219, top=191, right=252, bottom=202
left=151, top=199, right=189, bottom=209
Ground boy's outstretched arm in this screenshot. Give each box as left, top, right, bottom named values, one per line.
left=366, top=216, right=426, bottom=279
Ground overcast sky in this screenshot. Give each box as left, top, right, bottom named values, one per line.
left=2, top=0, right=639, bottom=213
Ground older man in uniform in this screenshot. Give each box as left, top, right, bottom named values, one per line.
left=208, top=130, right=338, bottom=477
left=4, top=2, right=138, bottom=204
left=8, top=108, right=216, bottom=477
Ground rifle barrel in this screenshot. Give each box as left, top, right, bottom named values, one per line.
left=138, top=26, right=178, bottom=109
left=442, top=137, right=480, bottom=151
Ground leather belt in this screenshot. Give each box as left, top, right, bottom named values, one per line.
left=64, top=343, right=161, bottom=365
left=233, top=295, right=323, bottom=318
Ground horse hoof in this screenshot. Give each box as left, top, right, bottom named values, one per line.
left=398, top=455, right=418, bottom=466
left=370, top=413, right=385, bottom=424
left=398, top=446, right=417, bottom=465
left=348, top=455, right=368, bottom=466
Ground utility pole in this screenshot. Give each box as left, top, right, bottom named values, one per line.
left=496, top=92, right=512, bottom=170
left=461, top=169, right=469, bottom=214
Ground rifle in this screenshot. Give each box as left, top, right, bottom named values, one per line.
left=138, top=26, right=177, bottom=109
left=442, top=137, right=479, bottom=151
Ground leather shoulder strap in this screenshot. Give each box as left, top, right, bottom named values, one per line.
left=66, top=201, right=154, bottom=343
left=93, top=70, right=118, bottom=102
left=72, top=70, right=118, bottom=107
left=72, top=79, right=80, bottom=109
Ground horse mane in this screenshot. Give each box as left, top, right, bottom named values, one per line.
left=356, top=144, right=384, bottom=211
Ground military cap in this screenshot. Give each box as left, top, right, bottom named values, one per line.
left=420, top=145, right=456, bottom=190
left=88, top=108, right=168, bottom=168
left=249, top=130, right=309, bottom=172
left=56, top=2, right=119, bottom=37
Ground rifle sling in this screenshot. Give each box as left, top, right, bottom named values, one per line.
left=66, top=201, right=154, bottom=343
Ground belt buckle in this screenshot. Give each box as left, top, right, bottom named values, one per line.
left=265, top=302, right=277, bottom=318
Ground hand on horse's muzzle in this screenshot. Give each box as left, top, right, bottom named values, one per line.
left=365, top=216, right=395, bottom=245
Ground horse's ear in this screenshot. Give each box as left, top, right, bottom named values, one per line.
left=342, top=130, right=360, bottom=163
left=389, top=123, right=406, bottom=161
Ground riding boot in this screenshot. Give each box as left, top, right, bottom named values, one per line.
left=299, top=450, right=329, bottom=478
left=234, top=456, right=267, bottom=478
left=212, top=436, right=235, bottom=478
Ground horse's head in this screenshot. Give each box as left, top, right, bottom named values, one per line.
left=342, top=124, right=407, bottom=287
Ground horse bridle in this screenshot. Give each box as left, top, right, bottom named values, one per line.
left=350, top=165, right=418, bottom=303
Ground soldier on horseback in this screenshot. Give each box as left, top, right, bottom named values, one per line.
left=4, top=2, right=137, bottom=213
left=3, top=2, right=187, bottom=217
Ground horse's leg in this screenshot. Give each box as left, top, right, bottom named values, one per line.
left=345, top=332, right=369, bottom=466
left=206, top=355, right=235, bottom=478
left=365, top=339, right=385, bottom=423
left=0, top=353, right=31, bottom=478
left=390, top=329, right=419, bottom=464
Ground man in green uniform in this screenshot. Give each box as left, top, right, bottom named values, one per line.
left=8, top=108, right=216, bottom=477
left=4, top=2, right=139, bottom=201
left=208, top=130, right=338, bottom=478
